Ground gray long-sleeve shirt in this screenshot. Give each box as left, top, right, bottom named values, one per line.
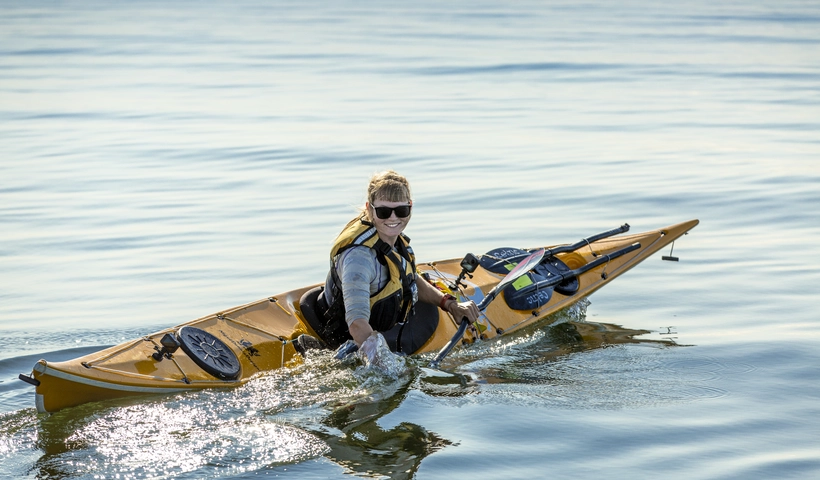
left=323, top=246, right=417, bottom=327
left=324, top=246, right=387, bottom=327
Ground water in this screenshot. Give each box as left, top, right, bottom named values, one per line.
left=2, top=0, right=819, bottom=478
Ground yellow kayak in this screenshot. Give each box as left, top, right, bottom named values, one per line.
left=20, top=219, right=698, bottom=413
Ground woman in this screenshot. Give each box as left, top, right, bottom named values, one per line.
left=315, top=170, right=480, bottom=361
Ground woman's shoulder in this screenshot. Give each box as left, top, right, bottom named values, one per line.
left=337, top=246, right=380, bottom=282
left=339, top=245, right=379, bottom=264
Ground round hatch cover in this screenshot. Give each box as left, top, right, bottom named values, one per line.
left=176, top=326, right=241, bottom=381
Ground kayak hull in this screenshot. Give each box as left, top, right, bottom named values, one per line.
left=26, top=219, right=698, bottom=413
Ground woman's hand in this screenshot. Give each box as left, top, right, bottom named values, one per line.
left=445, top=299, right=481, bottom=323
left=359, top=331, right=406, bottom=375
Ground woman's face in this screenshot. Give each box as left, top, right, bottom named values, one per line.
left=368, top=198, right=412, bottom=244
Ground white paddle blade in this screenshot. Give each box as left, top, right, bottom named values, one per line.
left=475, top=248, right=546, bottom=312
left=497, top=248, right=545, bottom=291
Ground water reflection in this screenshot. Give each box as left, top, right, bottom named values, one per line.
left=414, top=317, right=689, bottom=410
left=28, top=392, right=330, bottom=478
left=479, top=320, right=680, bottom=385
left=4, top=318, right=681, bottom=479
left=307, top=319, right=674, bottom=479
left=313, top=381, right=452, bottom=480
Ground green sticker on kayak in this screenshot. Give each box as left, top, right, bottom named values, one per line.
left=512, top=274, right=533, bottom=290
left=503, top=262, right=534, bottom=290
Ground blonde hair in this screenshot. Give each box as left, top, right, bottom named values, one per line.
left=366, top=170, right=412, bottom=204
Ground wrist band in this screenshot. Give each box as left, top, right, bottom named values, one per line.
left=439, top=294, right=456, bottom=310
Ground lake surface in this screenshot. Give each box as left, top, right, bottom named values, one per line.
left=2, top=1, right=819, bottom=478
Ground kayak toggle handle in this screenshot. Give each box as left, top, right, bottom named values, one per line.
left=18, top=373, right=40, bottom=387
left=662, top=241, right=679, bottom=262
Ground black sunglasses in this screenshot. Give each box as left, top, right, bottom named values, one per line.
left=372, top=204, right=412, bottom=219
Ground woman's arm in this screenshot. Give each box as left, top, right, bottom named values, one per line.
left=337, top=248, right=378, bottom=346
left=348, top=318, right=375, bottom=346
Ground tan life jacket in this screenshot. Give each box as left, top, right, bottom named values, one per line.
left=320, top=214, right=417, bottom=345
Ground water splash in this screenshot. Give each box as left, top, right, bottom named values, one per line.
left=355, top=333, right=411, bottom=379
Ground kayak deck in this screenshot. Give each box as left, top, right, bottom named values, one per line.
left=413, top=219, right=697, bottom=353
left=26, top=219, right=698, bottom=413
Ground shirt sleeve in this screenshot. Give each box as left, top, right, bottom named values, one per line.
left=336, top=247, right=378, bottom=327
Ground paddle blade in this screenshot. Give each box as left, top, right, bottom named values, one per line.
left=498, top=248, right=545, bottom=290
left=476, top=248, right=545, bottom=312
